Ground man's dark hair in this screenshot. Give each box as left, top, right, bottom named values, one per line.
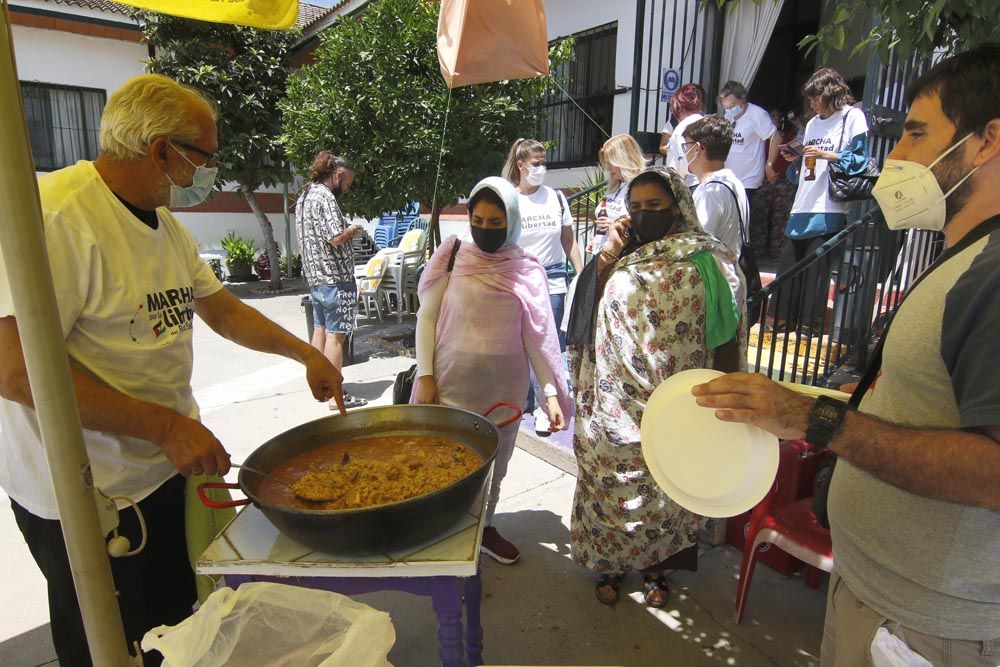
left=467, top=187, right=506, bottom=215
left=683, top=114, right=733, bottom=162
left=907, top=43, right=1000, bottom=139
left=309, top=150, right=352, bottom=183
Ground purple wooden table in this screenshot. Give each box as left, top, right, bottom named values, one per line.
left=196, top=500, right=487, bottom=667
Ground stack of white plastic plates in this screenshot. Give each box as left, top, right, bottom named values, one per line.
left=640, top=368, right=779, bottom=518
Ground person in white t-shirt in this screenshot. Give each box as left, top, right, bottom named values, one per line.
left=683, top=114, right=750, bottom=258
left=589, top=133, right=647, bottom=255
left=774, top=67, right=871, bottom=331
left=502, top=138, right=583, bottom=434
left=0, top=75, right=346, bottom=667
left=662, top=83, right=707, bottom=187
left=718, top=81, right=781, bottom=269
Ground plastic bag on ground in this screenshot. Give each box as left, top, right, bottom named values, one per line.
left=141, top=582, right=395, bottom=667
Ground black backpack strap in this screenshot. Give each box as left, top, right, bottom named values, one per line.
left=447, top=239, right=461, bottom=272
left=708, top=180, right=748, bottom=246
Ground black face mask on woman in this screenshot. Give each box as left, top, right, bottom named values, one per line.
left=471, top=226, right=506, bottom=253
left=631, top=208, right=678, bottom=244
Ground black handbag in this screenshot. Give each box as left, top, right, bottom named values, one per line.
left=827, top=108, right=880, bottom=202
left=392, top=240, right=461, bottom=404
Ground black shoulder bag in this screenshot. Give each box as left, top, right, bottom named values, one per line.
left=714, top=181, right=763, bottom=296
left=392, top=240, right=461, bottom=404
left=827, top=108, right=880, bottom=202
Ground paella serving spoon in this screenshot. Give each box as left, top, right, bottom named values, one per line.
left=231, top=463, right=297, bottom=493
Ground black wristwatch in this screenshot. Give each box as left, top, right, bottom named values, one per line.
left=805, top=396, right=848, bottom=447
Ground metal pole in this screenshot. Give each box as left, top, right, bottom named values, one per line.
left=629, top=0, right=646, bottom=136
left=283, top=180, right=293, bottom=279
left=0, top=4, right=132, bottom=665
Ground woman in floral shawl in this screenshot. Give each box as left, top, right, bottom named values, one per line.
left=566, top=166, right=747, bottom=607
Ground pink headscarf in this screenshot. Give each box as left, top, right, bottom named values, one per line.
left=419, top=234, right=572, bottom=418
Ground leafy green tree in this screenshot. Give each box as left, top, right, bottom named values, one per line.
left=280, top=0, right=571, bottom=247
left=716, top=0, right=1000, bottom=60
left=141, top=13, right=296, bottom=289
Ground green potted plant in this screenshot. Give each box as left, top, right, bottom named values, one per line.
left=221, top=231, right=257, bottom=282
left=277, top=252, right=302, bottom=279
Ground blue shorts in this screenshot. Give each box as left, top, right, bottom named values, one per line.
left=310, top=281, right=357, bottom=334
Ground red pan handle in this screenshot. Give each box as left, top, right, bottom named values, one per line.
left=197, top=482, right=249, bottom=509
left=483, top=401, right=523, bottom=428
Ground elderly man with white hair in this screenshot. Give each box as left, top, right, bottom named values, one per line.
left=0, top=74, right=345, bottom=666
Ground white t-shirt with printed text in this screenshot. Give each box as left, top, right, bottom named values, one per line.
left=0, top=161, right=223, bottom=519
left=724, top=103, right=777, bottom=189
left=790, top=107, right=870, bottom=216
left=517, top=185, right=573, bottom=295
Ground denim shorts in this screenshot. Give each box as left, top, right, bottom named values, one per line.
left=310, top=281, right=357, bottom=334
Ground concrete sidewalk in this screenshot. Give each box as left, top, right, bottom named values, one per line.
left=0, top=287, right=825, bottom=667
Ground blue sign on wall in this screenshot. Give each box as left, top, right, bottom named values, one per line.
left=660, top=68, right=681, bottom=103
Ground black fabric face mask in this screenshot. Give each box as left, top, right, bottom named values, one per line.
left=471, top=226, right=506, bottom=253
left=631, top=208, right=678, bottom=244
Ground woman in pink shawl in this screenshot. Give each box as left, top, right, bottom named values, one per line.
left=412, top=176, right=570, bottom=565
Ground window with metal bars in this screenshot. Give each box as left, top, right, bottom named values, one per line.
left=536, top=23, right=617, bottom=168
left=19, top=82, right=106, bottom=172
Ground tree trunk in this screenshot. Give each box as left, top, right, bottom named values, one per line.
left=428, top=201, right=444, bottom=253
left=242, top=186, right=281, bottom=290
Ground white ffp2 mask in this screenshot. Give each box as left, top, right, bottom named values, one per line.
left=872, top=133, right=979, bottom=231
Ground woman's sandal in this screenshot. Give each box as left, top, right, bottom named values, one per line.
left=642, top=574, right=670, bottom=608
left=595, top=573, right=624, bottom=606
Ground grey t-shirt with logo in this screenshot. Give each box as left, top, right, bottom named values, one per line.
left=829, top=222, right=1000, bottom=640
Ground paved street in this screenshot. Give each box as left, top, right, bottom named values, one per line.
left=0, top=286, right=826, bottom=666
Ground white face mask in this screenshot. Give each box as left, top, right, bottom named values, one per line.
left=166, top=143, right=218, bottom=208
left=524, top=164, right=547, bottom=187
left=872, top=133, right=979, bottom=231
left=678, top=145, right=698, bottom=179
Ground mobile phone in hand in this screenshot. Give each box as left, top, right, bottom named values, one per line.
left=779, top=139, right=804, bottom=157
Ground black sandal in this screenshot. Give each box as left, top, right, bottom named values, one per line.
left=642, top=574, right=669, bottom=608
left=595, top=573, right=623, bottom=606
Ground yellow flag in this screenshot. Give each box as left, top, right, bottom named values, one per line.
left=116, top=0, right=299, bottom=30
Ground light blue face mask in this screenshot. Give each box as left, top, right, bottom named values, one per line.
left=724, top=104, right=743, bottom=121
left=167, top=142, right=218, bottom=208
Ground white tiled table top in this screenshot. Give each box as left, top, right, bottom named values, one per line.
left=197, top=488, right=487, bottom=579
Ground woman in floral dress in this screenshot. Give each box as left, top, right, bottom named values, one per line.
left=565, top=166, right=747, bottom=607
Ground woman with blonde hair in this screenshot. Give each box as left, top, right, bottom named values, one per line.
left=590, top=134, right=647, bottom=254
left=503, top=138, right=583, bottom=435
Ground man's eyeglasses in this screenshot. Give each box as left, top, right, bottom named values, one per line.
left=681, top=142, right=697, bottom=152
left=170, top=139, right=219, bottom=166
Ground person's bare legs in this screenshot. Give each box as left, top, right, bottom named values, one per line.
left=311, top=325, right=326, bottom=354
left=324, top=332, right=348, bottom=409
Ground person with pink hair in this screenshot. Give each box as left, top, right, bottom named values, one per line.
left=659, top=83, right=707, bottom=187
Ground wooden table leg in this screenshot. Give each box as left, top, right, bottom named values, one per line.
left=463, top=572, right=484, bottom=666
left=430, top=577, right=466, bottom=667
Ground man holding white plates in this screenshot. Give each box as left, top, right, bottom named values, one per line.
left=693, top=45, right=1000, bottom=667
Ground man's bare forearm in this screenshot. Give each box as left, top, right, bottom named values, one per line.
left=833, top=411, right=1000, bottom=511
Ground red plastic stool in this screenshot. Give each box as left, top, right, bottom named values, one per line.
left=733, top=444, right=834, bottom=624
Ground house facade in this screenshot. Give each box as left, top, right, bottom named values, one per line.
left=8, top=0, right=332, bottom=254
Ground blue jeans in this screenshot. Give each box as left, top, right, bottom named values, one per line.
left=310, top=281, right=358, bottom=334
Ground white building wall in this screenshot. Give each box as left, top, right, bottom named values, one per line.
left=11, top=19, right=279, bottom=251
left=12, top=23, right=146, bottom=92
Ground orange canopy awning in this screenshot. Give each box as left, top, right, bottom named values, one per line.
left=437, top=0, right=549, bottom=89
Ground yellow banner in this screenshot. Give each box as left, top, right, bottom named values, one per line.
left=117, top=0, right=299, bottom=30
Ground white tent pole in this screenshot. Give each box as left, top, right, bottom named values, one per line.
left=0, top=3, right=133, bottom=665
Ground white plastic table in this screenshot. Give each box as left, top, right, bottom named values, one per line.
left=197, top=489, right=488, bottom=666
